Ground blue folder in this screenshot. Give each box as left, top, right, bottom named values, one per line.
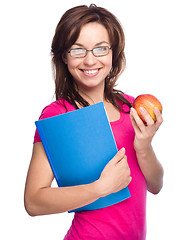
left=35, top=102, right=131, bottom=212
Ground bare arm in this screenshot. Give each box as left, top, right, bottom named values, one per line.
left=135, top=145, right=163, bottom=194
left=130, top=107, right=164, bottom=194
left=24, top=143, right=131, bottom=216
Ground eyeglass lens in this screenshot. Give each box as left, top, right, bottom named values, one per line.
left=70, top=46, right=110, bottom=58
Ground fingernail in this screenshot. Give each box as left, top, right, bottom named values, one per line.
left=154, top=107, right=159, bottom=113
left=120, top=147, right=125, bottom=153
left=139, top=107, right=145, bottom=112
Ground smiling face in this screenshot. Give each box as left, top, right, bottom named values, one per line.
left=65, top=22, right=113, bottom=93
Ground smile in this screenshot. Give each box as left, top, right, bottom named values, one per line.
left=80, top=68, right=101, bottom=76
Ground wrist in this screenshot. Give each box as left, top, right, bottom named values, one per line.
left=88, top=179, right=105, bottom=199
left=135, top=144, right=153, bottom=158
left=93, top=179, right=110, bottom=198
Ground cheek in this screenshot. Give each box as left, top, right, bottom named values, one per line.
left=109, top=57, right=113, bottom=68
left=105, top=52, right=113, bottom=66
left=67, top=59, right=81, bottom=74
left=66, top=60, right=84, bottom=83
left=104, top=56, right=113, bottom=71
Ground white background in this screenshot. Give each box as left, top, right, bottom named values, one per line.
left=1, top=0, right=187, bottom=239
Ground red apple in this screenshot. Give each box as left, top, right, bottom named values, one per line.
left=133, top=94, right=162, bottom=123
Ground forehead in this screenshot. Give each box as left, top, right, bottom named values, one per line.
left=74, top=22, right=110, bottom=46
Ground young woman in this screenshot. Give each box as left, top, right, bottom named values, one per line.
left=24, top=4, right=164, bottom=239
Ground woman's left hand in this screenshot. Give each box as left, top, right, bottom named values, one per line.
left=130, top=107, right=163, bottom=153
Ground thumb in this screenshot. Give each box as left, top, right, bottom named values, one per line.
left=111, top=147, right=126, bottom=165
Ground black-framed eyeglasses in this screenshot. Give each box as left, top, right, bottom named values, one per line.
left=66, top=46, right=112, bottom=58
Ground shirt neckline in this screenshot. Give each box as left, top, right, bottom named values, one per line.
left=110, top=111, right=124, bottom=125
left=60, top=99, right=125, bottom=125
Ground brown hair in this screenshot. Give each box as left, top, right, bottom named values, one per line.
left=51, top=4, right=132, bottom=111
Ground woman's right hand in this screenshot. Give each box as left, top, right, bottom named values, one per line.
left=97, top=148, right=132, bottom=197
left=25, top=144, right=131, bottom=216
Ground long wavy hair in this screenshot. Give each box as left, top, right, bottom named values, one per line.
left=51, top=4, right=132, bottom=111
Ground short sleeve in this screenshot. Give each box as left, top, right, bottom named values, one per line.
left=121, top=93, right=135, bottom=112
left=33, top=101, right=66, bottom=143
left=123, top=94, right=134, bottom=102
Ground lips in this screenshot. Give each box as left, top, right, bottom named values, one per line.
left=80, top=68, right=101, bottom=76
left=83, top=69, right=99, bottom=74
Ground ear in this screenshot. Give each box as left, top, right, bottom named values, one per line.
left=62, top=53, right=68, bottom=64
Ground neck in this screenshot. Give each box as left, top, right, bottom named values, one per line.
left=77, top=83, right=106, bottom=105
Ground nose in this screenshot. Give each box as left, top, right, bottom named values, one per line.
left=83, top=51, right=97, bottom=66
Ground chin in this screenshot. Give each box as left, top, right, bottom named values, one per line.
left=76, top=78, right=105, bottom=91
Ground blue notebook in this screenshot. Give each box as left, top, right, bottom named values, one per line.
left=35, top=102, right=131, bottom=212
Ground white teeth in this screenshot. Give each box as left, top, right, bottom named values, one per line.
left=83, top=69, right=99, bottom=74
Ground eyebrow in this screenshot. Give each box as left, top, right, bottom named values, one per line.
left=73, top=41, right=110, bottom=48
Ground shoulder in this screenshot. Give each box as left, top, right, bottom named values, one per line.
left=122, top=93, right=135, bottom=104
left=117, top=93, right=134, bottom=112
left=38, top=99, right=74, bottom=120
left=34, top=99, right=75, bottom=143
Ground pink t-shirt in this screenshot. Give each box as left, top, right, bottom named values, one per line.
left=34, top=94, right=147, bottom=240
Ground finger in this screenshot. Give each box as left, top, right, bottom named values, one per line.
left=117, top=155, right=127, bottom=165
left=117, top=156, right=130, bottom=172
left=130, top=108, right=140, bottom=132
left=110, top=147, right=126, bottom=166
left=130, top=107, right=146, bottom=132
left=154, top=107, right=163, bottom=129
left=139, top=107, right=155, bottom=126
left=117, top=157, right=132, bottom=183
left=130, top=108, right=139, bottom=131
left=129, top=176, right=132, bottom=184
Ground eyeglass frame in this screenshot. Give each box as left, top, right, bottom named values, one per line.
left=66, top=46, right=112, bottom=58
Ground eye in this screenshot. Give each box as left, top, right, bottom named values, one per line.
left=93, top=46, right=109, bottom=56
left=70, top=48, right=86, bottom=57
